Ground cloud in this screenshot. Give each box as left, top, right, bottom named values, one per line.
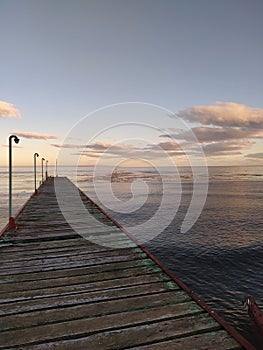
left=245, top=153, right=263, bottom=159
left=144, top=141, right=190, bottom=157
left=51, top=143, right=84, bottom=148
left=2, top=144, right=23, bottom=148
left=203, top=140, right=253, bottom=157
left=161, top=103, right=263, bottom=160
left=98, top=141, right=188, bottom=158
left=84, top=142, right=136, bottom=157
left=52, top=138, right=259, bottom=161
left=61, top=141, right=187, bottom=160
left=147, top=141, right=182, bottom=151
left=172, top=126, right=262, bottom=143
left=176, top=102, right=263, bottom=128
left=52, top=142, right=133, bottom=153
left=0, top=101, right=21, bottom=118
left=15, top=132, right=57, bottom=140
left=54, top=142, right=138, bottom=159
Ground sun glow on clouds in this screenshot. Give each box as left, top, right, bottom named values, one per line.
left=177, top=102, right=263, bottom=128
left=3, top=101, right=261, bottom=166
left=53, top=140, right=192, bottom=168
left=0, top=130, right=58, bottom=166
left=51, top=100, right=263, bottom=166
left=161, top=102, right=263, bottom=161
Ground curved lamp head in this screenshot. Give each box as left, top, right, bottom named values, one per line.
left=42, top=158, right=45, bottom=161
left=9, top=134, right=20, bottom=144
left=34, top=152, right=39, bottom=158
left=14, top=136, right=20, bottom=144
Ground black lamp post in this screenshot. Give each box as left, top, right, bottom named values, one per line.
left=34, top=152, right=39, bottom=195
left=9, top=134, right=20, bottom=229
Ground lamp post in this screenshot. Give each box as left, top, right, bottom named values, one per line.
left=34, top=153, right=39, bottom=195
left=41, top=158, right=45, bottom=184
left=45, top=160, right=48, bottom=180
left=9, top=134, right=20, bottom=229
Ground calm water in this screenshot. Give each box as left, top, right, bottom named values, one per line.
left=0, top=165, right=262, bottom=348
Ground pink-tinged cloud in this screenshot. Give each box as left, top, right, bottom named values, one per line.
left=203, top=139, right=253, bottom=157
left=15, top=132, right=57, bottom=140
left=83, top=143, right=138, bottom=158
left=0, top=101, right=21, bottom=118
left=176, top=102, right=263, bottom=128
left=89, top=141, right=187, bottom=158
left=180, top=126, right=262, bottom=143
left=86, top=142, right=135, bottom=153
left=245, top=153, right=263, bottom=159
left=2, top=144, right=23, bottom=148
left=51, top=142, right=132, bottom=152
left=51, top=143, right=84, bottom=148
left=147, top=141, right=182, bottom=151
left=63, top=141, right=187, bottom=160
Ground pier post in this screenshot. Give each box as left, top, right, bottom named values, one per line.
left=9, top=134, right=20, bottom=229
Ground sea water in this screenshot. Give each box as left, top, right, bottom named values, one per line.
left=0, top=165, right=262, bottom=348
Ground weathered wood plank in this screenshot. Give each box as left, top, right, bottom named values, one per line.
left=0, top=247, right=144, bottom=266
left=0, top=237, right=90, bottom=252
left=0, top=252, right=147, bottom=274
left=0, top=313, right=217, bottom=348
left=0, top=285, right=186, bottom=316
left=0, top=274, right=177, bottom=302
left=0, top=295, right=193, bottom=332
left=0, top=270, right=170, bottom=294
left=129, top=330, right=242, bottom=350
left=0, top=259, right=159, bottom=282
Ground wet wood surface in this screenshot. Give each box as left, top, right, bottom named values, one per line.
left=0, top=177, right=243, bottom=349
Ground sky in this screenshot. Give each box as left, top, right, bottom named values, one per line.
left=0, top=0, right=263, bottom=168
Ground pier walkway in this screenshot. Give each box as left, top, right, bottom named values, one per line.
left=0, top=177, right=254, bottom=349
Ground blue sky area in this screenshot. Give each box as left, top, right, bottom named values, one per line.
left=0, top=0, right=263, bottom=166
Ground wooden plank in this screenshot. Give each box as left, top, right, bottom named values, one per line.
left=0, top=274, right=176, bottom=302
left=0, top=237, right=91, bottom=252
left=0, top=285, right=186, bottom=316
left=129, top=330, right=242, bottom=350
left=0, top=270, right=169, bottom=294
left=0, top=259, right=159, bottom=281
left=0, top=252, right=147, bottom=274
left=0, top=312, right=217, bottom=348
left=0, top=244, right=116, bottom=261
left=0, top=295, right=192, bottom=332
left=0, top=247, right=145, bottom=266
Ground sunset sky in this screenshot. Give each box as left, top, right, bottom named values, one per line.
left=0, top=0, right=263, bottom=167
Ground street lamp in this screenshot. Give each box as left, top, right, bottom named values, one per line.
left=41, top=158, right=45, bottom=184
left=9, top=134, right=20, bottom=229
left=34, top=153, right=39, bottom=195
left=45, top=160, right=48, bottom=180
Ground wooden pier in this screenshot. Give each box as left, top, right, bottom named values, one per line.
left=0, top=177, right=254, bottom=349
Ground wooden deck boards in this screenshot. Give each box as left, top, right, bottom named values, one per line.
left=0, top=177, right=246, bottom=349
